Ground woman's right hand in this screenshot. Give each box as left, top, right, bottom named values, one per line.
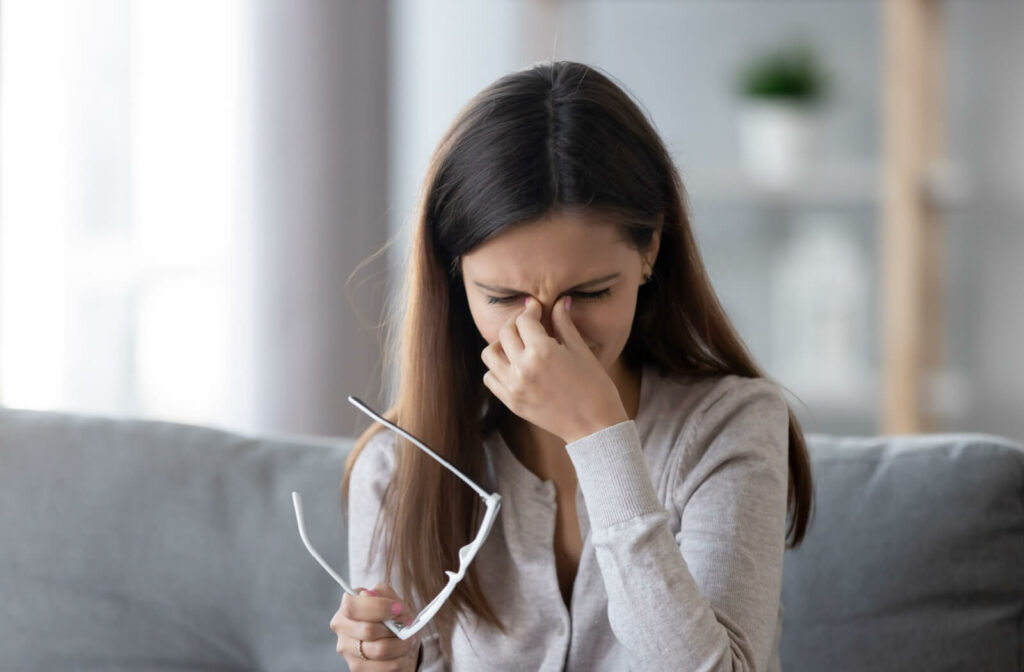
left=330, top=583, right=421, bottom=671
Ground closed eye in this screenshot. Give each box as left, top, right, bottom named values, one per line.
left=485, top=288, right=612, bottom=305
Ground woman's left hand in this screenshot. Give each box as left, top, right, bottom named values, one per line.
left=481, top=295, right=629, bottom=444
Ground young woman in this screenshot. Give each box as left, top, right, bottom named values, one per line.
left=332, top=61, right=814, bottom=671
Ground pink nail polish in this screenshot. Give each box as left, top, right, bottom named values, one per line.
left=391, top=602, right=403, bottom=616
left=364, top=589, right=378, bottom=597
left=524, top=296, right=531, bottom=307
left=564, top=296, right=572, bottom=310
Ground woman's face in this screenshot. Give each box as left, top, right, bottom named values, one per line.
left=459, top=210, right=659, bottom=380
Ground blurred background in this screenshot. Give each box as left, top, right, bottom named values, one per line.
left=0, top=0, right=1021, bottom=442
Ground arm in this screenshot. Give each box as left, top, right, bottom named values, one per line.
left=564, top=377, right=789, bottom=671
left=347, top=430, right=446, bottom=671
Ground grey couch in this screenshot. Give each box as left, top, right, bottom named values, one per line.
left=1, top=406, right=1021, bottom=671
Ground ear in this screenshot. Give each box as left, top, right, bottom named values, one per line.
left=644, top=226, right=662, bottom=273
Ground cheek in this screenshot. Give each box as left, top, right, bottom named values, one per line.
left=466, top=297, right=504, bottom=344
left=575, top=296, right=636, bottom=345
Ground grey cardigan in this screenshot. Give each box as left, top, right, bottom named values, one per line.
left=348, top=364, right=790, bottom=671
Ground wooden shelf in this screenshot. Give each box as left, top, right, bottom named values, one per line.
left=681, top=159, right=971, bottom=209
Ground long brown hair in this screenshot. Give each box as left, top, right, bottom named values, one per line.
left=342, top=61, right=814, bottom=662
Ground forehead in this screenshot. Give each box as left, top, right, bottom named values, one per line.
left=461, top=212, right=634, bottom=276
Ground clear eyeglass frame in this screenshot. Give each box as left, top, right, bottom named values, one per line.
left=291, top=395, right=502, bottom=641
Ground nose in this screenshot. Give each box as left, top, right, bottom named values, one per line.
left=539, top=307, right=554, bottom=339
left=530, top=296, right=565, bottom=340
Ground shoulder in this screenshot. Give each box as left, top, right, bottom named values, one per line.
left=695, top=375, right=789, bottom=432
left=644, top=365, right=787, bottom=425
left=648, top=367, right=787, bottom=428
left=654, top=374, right=790, bottom=508
left=644, top=368, right=789, bottom=464
left=685, top=375, right=789, bottom=470
left=350, top=427, right=398, bottom=487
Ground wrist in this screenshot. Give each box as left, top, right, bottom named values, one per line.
left=564, top=407, right=629, bottom=444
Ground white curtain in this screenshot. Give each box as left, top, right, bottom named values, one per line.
left=0, top=0, right=389, bottom=438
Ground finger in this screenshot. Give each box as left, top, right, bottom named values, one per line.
left=332, top=606, right=392, bottom=642
left=332, top=607, right=392, bottom=641
left=515, top=296, right=551, bottom=348
left=552, top=295, right=588, bottom=351
left=340, top=591, right=406, bottom=628
left=368, top=583, right=399, bottom=600
left=357, top=633, right=419, bottom=662
left=498, top=306, right=526, bottom=359
left=368, top=583, right=415, bottom=625
left=406, top=637, right=422, bottom=661
left=483, top=369, right=513, bottom=409
left=480, top=340, right=510, bottom=378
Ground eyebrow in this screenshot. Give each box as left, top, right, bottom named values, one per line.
left=473, top=273, right=620, bottom=294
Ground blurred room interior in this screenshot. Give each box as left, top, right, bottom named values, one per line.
left=0, top=0, right=1021, bottom=442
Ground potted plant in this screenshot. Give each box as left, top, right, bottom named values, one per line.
left=735, top=40, right=830, bottom=192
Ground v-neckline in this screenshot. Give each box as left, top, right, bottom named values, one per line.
left=483, top=362, right=655, bottom=617
left=488, top=361, right=653, bottom=495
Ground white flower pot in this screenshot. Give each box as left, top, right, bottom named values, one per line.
left=738, top=100, right=819, bottom=192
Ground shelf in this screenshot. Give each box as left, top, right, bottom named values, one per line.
left=773, top=366, right=972, bottom=428
left=681, top=159, right=971, bottom=209
left=682, top=160, right=878, bottom=207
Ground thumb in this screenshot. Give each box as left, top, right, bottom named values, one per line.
left=552, top=296, right=587, bottom=351
left=370, top=583, right=411, bottom=623
left=368, top=583, right=399, bottom=599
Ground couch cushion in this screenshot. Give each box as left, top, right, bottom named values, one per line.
left=781, top=432, right=1024, bottom=671
left=0, top=407, right=355, bottom=671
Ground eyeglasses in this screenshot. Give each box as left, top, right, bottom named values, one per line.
left=291, top=395, right=502, bottom=641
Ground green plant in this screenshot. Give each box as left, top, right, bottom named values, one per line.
left=737, top=42, right=828, bottom=104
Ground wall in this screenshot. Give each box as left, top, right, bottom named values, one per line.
left=235, top=0, right=390, bottom=437
left=386, top=0, right=1024, bottom=440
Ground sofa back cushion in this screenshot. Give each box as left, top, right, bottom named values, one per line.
left=781, top=432, right=1024, bottom=671
left=5, top=407, right=1023, bottom=671
left=0, top=407, right=354, bottom=672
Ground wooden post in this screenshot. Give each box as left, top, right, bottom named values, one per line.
left=881, top=0, right=944, bottom=434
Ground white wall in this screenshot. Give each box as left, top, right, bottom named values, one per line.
left=387, top=0, right=1023, bottom=440
left=950, top=0, right=1024, bottom=441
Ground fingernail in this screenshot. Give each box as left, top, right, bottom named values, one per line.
left=564, top=296, right=572, bottom=311
left=391, top=602, right=403, bottom=616
left=524, top=296, right=531, bottom=307
left=364, top=589, right=378, bottom=597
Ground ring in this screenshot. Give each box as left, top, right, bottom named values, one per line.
left=358, top=638, right=368, bottom=660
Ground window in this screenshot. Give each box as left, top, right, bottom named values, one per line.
left=0, top=0, right=242, bottom=424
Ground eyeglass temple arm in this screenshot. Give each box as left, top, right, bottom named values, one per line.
left=291, top=492, right=407, bottom=639
left=347, top=395, right=492, bottom=501
left=291, top=492, right=357, bottom=596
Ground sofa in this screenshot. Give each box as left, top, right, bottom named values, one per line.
left=1, top=405, right=1021, bottom=671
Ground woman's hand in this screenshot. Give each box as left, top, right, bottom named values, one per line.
left=481, top=295, right=628, bottom=443
left=330, top=583, right=421, bottom=671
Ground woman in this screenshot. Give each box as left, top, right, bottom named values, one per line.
left=332, top=61, right=814, bottom=671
